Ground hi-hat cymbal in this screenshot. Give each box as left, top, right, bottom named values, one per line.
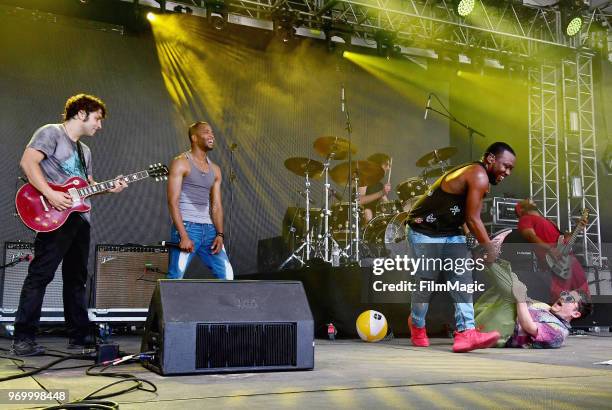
left=284, top=157, right=324, bottom=178
left=416, top=147, right=457, bottom=167
left=313, top=136, right=357, bottom=160
left=330, top=160, right=384, bottom=187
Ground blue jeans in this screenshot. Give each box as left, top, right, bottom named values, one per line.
left=408, top=227, right=475, bottom=331
left=167, top=222, right=233, bottom=280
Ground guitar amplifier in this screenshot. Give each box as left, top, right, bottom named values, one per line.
left=482, top=197, right=521, bottom=233
left=93, top=245, right=168, bottom=318
left=0, top=242, right=65, bottom=322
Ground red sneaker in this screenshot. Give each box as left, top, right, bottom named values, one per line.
left=452, top=328, right=500, bottom=353
left=408, top=316, right=429, bottom=347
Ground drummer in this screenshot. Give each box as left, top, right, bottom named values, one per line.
left=359, top=153, right=392, bottom=223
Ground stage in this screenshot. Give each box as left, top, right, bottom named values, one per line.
left=0, top=334, right=611, bottom=409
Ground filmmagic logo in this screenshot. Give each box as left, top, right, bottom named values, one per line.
left=372, top=255, right=485, bottom=276
left=372, top=280, right=485, bottom=293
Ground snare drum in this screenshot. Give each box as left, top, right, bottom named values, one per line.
left=396, top=178, right=428, bottom=210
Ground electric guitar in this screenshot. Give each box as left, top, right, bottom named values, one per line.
left=15, top=163, right=168, bottom=232
left=545, top=209, right=589, bottom=280
left=467, top=228, right=513, bottom=257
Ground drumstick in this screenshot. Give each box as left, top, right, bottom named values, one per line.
left=387, top=157, right=392, bottom=184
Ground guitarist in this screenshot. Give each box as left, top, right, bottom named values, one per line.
left=515, top=198, right=590, bottom=301
left=12, top=94, right=127, bottom=356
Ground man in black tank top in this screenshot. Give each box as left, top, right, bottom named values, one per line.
left=406, top=142, right=516, bottom=353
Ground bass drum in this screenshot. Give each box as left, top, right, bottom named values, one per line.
left=362, top=212, right=411, bottom=258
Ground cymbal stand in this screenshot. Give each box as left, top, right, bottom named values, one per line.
left=278, top=171, right=312, bottom=270
left=351, top=173, right=361, bottom=263
left=322, top=153, right=335, bottom=262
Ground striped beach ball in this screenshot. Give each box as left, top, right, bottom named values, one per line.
left=356, top=310, right=388, bottom=342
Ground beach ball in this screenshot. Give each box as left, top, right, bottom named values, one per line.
left=356, top=310, right=388, bottom=342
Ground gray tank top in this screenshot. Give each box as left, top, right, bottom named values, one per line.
left=179, top=152, right=215, bottom=224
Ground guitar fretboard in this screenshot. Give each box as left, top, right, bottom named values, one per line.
left=77, top=171, right=150, bottom=198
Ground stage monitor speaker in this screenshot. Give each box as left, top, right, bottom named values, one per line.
left=141, top=280, right=314, bottom=375
left=94, top=245, right=168, bottom=309
left=1, top=242, right=63, bottom=311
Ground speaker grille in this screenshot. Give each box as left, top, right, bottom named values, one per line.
left=94, top=245, right=167, bottom=309
left=195, top=323, right=297, bottom=369
left=2, top=242, right=63, bottom=310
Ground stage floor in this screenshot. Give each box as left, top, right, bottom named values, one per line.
left=1, top=334, right=611, bottom=409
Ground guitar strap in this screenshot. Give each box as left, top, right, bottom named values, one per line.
left=76, top=141, right=88, bottom=180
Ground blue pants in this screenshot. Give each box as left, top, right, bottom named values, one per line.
left=408, top=227, right=475, bottom=331
left=167, top=222, right=233, bottom=280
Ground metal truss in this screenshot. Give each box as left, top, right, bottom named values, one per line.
left=157, top=0, right=612, bottom=56
left=561, top=55, right=603, bottom=268
left=528, top=64, right=561, bottom=226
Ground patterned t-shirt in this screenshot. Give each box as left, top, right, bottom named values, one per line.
left=27, top=124, right=93, bottom=223
left=507, top=302, right=570, bottom=348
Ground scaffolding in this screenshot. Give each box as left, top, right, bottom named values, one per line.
left=528, top=64, right=561, bottom=225
left=561, top=54, right=604, bottom=268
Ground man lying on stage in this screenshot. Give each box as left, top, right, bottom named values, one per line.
left=166, top=121, right=233, bottom=280
left=406, top=142, right=516, bottom=352
left=474, top=260, right=592, bottom=348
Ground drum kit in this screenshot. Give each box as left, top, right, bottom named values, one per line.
left=280, top=137, right=457, bottom=269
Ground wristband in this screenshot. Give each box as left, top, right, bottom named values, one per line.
left=216, top=232, right=224, bottom=238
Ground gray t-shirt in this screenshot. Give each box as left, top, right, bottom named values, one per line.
left=27, top=124, right=93, bottom=223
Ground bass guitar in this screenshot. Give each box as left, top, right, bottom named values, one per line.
left=545, top=209, right=589, bottom=280
left=15, top=163, right=168, bottom=232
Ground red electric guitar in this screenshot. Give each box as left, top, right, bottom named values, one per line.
left=15, top=163, right=168, bottom=232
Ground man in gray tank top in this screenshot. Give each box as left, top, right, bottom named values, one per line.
left=166, top=121, right=233, bottom=280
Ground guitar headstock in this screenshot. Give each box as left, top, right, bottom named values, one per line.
left=578, top=208, right=590, bottom=226
left=148, top=163, right=169, bottom=181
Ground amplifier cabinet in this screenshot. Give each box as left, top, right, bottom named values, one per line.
left=1, top=242, right=63, bottom=316
left=94, top=244, right=168, bottom=310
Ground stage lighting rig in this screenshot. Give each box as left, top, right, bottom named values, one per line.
left=374, top=30, right=399, bottom=58
left=273, top=8, right=298, bottom=43
left=561, top=0, right=585, bottom=36
left=205, top=0, right=226, bottom=30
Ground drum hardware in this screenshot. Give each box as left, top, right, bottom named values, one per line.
left=362, top=212, right=411, bottom=258
left=313, top=135, right=357, bottom=262
left=280, top=157, right=325, bottom=269
left=415, top=146, right=457, bottom=168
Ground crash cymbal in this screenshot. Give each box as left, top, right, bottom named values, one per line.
left=416, top=147, right=457, bottom=167
left=284, top=157, right=324, bottom=178
left=313, top=136, right=357, bottom=160
left=330, top=160, right=384, bottom=187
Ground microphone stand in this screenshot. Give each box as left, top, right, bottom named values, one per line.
left=228, top=143, right=237, bottom=256
left=342, top=86, right=358, bottom=262
left=425, top=94, right=487, bottom=161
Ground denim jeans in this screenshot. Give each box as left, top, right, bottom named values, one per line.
left=408, top=227, right=475, bottom=331
left=167, top=222, right=233, bottom=280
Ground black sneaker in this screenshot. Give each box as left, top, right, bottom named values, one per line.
left=11, top=339, right=45, bottom=356
left=67, top=334, right=97, bottom=350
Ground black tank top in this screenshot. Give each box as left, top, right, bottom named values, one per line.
left=408, top=162, right=486, bottom=237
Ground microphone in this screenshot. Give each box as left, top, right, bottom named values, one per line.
left=230, top=143, right=238, bottom=151
left=424, top=94, right=431, bottom=120
left=341, top=85, right=345, bottom=113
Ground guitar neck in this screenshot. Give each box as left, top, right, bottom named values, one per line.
left=77, top=170, right=151, bottom=198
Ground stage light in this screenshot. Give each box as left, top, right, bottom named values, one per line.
left=566, top=16, right=583, bottom=36
left=146, top=12, right=156, bottom=22
left=457, top=0, right=475, bottom=17
left=210, top=12, right=225, bottom=30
